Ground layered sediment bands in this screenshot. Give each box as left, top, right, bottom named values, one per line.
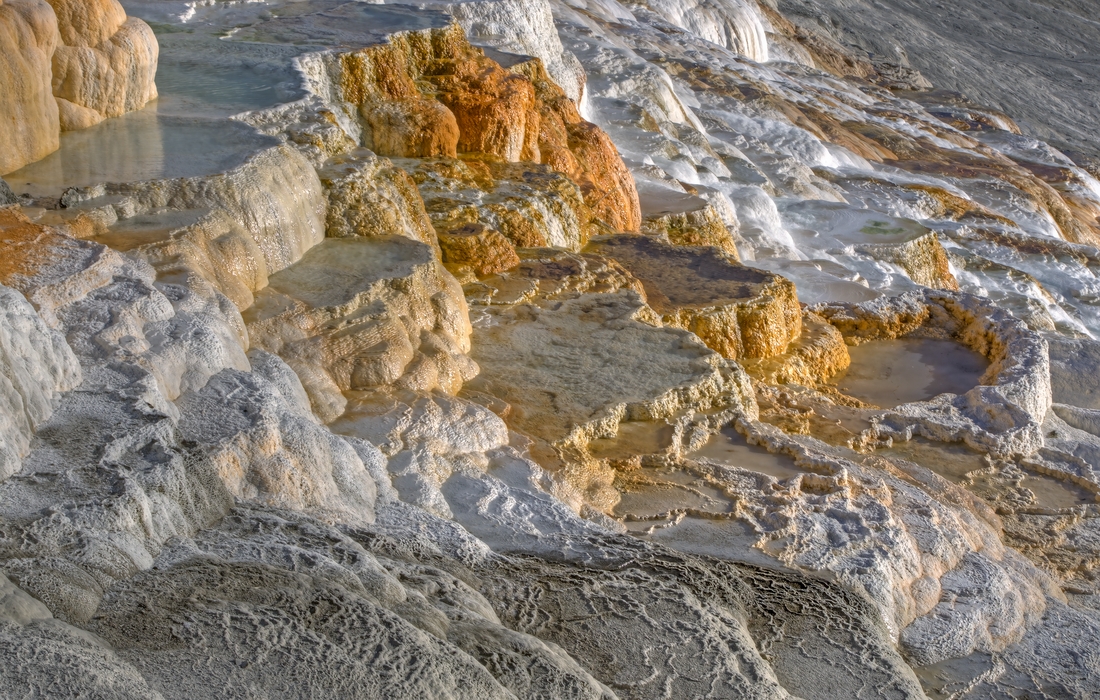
left=0, top=206, right=122, bottom=326
left=245, top=236, right=477, bottom=423
left=466, top=290, right=755, bottom=509
left=815, top=291, right=1051, bottom=454
left=629, top=0, right=769, bottom=62
left=586, top=234, right=801, bottom=360
left=329, top=25, right=640, bottom=231
left=5, top=0, right=1100, bottom=695
left=843, top=123, right=1100, bottom=245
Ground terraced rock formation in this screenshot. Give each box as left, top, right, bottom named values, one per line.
left=1, top=0, right=1100, bottom=697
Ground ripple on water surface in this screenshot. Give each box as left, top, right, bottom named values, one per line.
left=829, top=338, right=988, bottom=408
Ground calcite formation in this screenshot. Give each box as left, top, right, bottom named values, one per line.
left=0, top=0, right=60, bottom=174
left=2, top=0, right=1100, bottom=697
left=324, top=25, right=640, bottom=232
left=0, top=0, right=156, bottom=173
left=586, top=234, right=800, bottom=360
left=245, top=236, right=477, bottom=422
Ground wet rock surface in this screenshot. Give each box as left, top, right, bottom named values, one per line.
left=0, top=0, right=1099, bottom=697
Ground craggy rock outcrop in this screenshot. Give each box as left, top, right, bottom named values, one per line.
left=4, top=0, right=1100, bottom=697
left=462, top=246, right=645, bottom=307
left=741, top=310, right=851, bottom=386
left=437, top=222, right=521, bottom=276
left=855, top=230, right=958, bottom=291
left=442, top=0, right=587, bottom=103
left=327, top=25, right=640, bottom=231
left=587, top=234, right=801, bottom=360
left=406, top=156, right=594, bottom=254
left=319, top=148, right=438, bottom=246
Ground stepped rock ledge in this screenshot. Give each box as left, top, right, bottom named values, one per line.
left=1, top=0, right=1100, bottom=697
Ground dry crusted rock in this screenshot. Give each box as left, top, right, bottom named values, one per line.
left=641, top=191, right=740, bottom=256
left=464, top=247, right=644, bottom=307
left=319, top=148, right=438, bottom=247
left=0, top=282, right=80, bottom=480
left=741, top=311, right=851, bottom=386
left=437, top=222, right=521, bottom=276
left=586, top=234, right=801, bottom=361
left=405, top=155, right=594, bottom=253
left=466, top=290, right=754, bottom=509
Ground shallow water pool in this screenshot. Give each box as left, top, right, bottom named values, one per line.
left=829, top=338, right=988, bottom=408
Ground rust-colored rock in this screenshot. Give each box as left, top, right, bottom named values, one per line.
left=438, top=222, right=520, bottom=277
left=336, top=28, right=640, bottom=232
left=433, top=60, right=539, bottom=162
left=513, top=58, right=641, bottom=232
left=360, top=98, right=459, bottom=158
left=741, top=312, right=851, bottom=386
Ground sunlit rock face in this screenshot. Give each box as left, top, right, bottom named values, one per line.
left=0, top=0, right=61, bottom=173
left=0, top=0, right=156, bottom=173
left=2, top=0, right=1100, bottom=697
left=48, top=0, right=159, bottom=130
left=586, top=234, right=801, bottom=360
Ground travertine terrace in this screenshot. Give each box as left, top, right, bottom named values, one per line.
left=1, top=0, right=1100, bottom=697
